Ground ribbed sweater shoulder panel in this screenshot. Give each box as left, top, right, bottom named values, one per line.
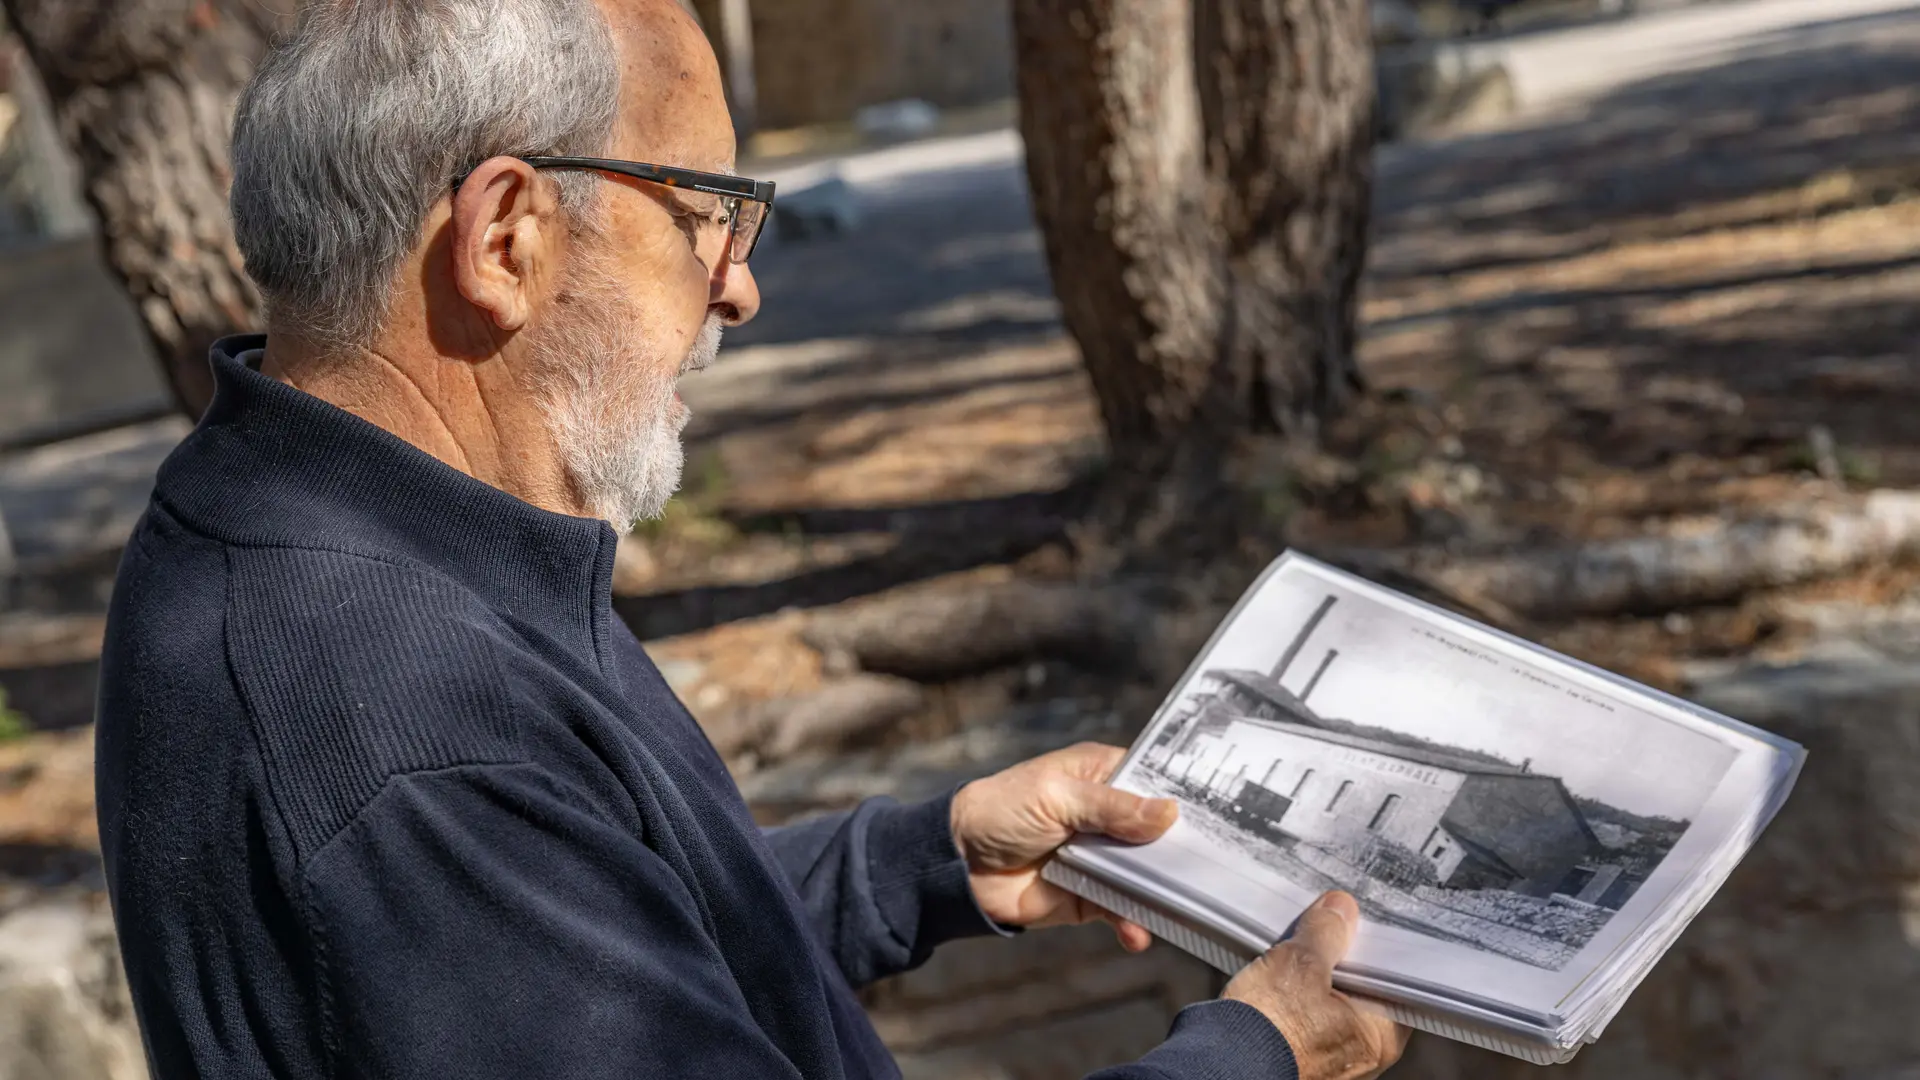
left=224, top=544, right=529, bottom=857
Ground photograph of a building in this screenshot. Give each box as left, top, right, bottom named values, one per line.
left=1134, top=591, right=1701, bottom=969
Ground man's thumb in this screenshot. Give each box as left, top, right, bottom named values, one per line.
left=1284, top=891, right=1359, bottom=978
left=1058, top=780, right=1178, bottom=843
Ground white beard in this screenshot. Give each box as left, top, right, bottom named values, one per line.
left=526, top=255, right=724, bottom=530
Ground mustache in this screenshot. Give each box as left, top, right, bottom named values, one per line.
left=677, top=316, right=726, bottom=376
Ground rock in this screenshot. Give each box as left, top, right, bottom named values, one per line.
left=0, top=897, right=145, bottom=1080
left=854, top=99, right=940, bottom=141
left=774, top=174, right=863, bottom=241
left=878, top=925, right=1218, bottom=1080
left=893, top=995, right=1180, bottom=1080
left=649, top=656, right=706, bottom=696
left=1377, top=45, right=1516, bottom=142
left=1401, top=609, right=1920, bottom=1078
left=1372, top=0, right=1425, bottom=45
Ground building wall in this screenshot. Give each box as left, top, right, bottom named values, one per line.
left=1168, top=695, right=1239, bottom=759
left=1167, top=721, right=1467, bottom=856
left=1445, top=774, right=1595, bottom=895
left=0, top=40, right=168, bottom=444
left=1427, top=828, right=1471, bottom=881
left=741, top=0, right=1014, bottom=130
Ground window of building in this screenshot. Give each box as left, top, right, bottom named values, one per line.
left=1423, top=827, right=1441, bottom=850
left=1291, top=768, right=1315, bottom=798
left=1368, top=794, right=1401, bottom=832
left=1325, top=779, right=1352, bottom=812
left=1260, top=760, right=1282, bottom=788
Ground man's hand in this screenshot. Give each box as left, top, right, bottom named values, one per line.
left=949, top=743, right=1177, bottom=951
left=1225, top=892, right=1410, bottom=1080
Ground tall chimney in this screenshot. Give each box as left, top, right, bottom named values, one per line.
left=1302, top=649, right=1339, bottom=702
left=1273, top=595, right=1339, bottom=684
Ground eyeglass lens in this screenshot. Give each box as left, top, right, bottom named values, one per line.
left=730, top=199, right=767, bottom=263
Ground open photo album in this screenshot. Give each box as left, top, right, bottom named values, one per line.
left=1042, top=552, right=1804, bottom=1064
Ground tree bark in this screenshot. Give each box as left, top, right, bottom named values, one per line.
left=1193, top=0, right=1373, bottom=431
left=1, top=0, right=279, bottom=419
left=1011, top=0, right=1221, bottom=484
left=1011, top=0, right=1374, bottom=542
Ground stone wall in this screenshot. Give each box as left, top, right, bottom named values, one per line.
left=0, top=35, right=170, bottom=447
left=735, top=0, right=1014, bottom=131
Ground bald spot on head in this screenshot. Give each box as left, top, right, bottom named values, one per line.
left=593, top=0, right=734, bottom=172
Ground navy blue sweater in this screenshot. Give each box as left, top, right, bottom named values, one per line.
left=96, top=336, right=1298, bottom=1079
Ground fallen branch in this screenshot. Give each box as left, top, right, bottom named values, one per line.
left=758, top=675, right=926, bottom=758
left=705, top=674, right=927, bottom=759
left=802, top=581, right=1147, bottom=682
left=1368, top=491, right=1920, bottom=619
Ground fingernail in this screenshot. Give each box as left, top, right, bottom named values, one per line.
left=1316, top=891, right=1359, bottom=922
left=1141, top=799, right=1177, bottom=828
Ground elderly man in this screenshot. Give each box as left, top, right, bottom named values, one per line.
left=96, top=1, right=1406, bottom=1078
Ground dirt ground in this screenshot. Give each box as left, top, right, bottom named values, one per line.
left=6, top=9, right=1920, bottom=857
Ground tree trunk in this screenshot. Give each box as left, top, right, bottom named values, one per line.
left=1011, top=0, right=1221, bottom=488
left=1011, top=0, right=1374, bottom=543
left=1193, top=0, right=1373, bottom=431
left=1, top=0, right=279, bottom=419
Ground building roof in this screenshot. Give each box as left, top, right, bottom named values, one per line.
left=1205, top=673, right=1538, bottom=778
left=1219, top=711, right=1542, bottom=777
left=1207, top=669, right=1319, bottom=722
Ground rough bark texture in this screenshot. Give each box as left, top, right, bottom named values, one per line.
left=1193, top=0, right=1373, bottom=431
left=1010, top=0, right=1373, bottom=541
left=1011, top=0, right=1220, bottom=486
left=1, top=0, right=278, bottom=419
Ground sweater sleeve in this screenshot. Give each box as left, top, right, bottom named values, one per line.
left=759, top=791, right=1009, bottom=989
left=301, top=762, right=810, bottom=1078
left=1087, top=1001, right=1302, bottom=1080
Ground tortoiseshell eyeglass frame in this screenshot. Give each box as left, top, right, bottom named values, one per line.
left=454, top=155, right=776, bottom=263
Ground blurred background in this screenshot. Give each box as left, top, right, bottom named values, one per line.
left=1, top=0, right=1917, bottom=1075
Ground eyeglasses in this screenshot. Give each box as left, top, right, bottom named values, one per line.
left=458, top=155, right=776, bottom=264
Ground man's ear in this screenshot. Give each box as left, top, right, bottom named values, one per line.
left=448, top=156, right=562, bottom=333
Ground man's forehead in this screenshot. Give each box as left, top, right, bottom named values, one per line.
left=595, top=0, right=733, bottom=168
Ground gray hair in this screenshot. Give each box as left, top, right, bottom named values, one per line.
left=230, top=0, right=621, bottom=347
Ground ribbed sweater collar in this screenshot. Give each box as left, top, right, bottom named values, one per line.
left=156, top=335, right=619, bottom=664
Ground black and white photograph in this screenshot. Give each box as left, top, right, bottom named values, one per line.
left=1112, top=566, right=1740, bottom=973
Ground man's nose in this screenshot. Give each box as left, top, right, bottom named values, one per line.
left=709, top=259, right=760, bottom=327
